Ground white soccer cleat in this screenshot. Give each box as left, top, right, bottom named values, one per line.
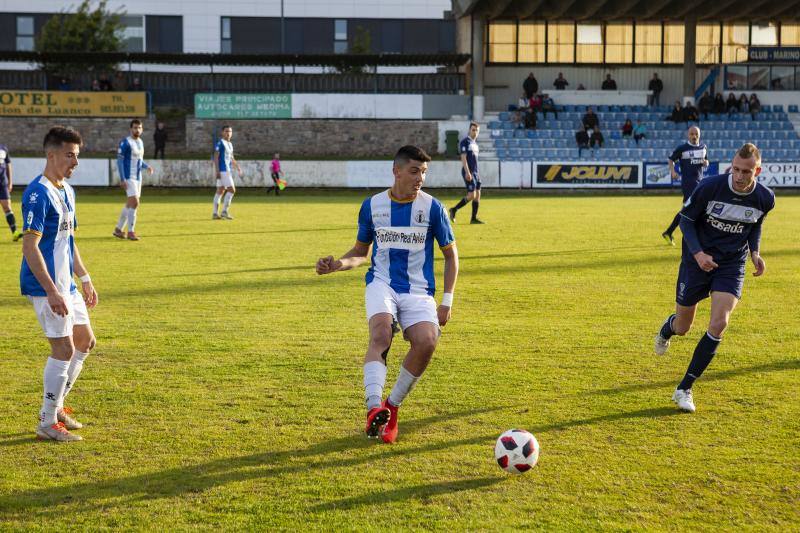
left=221, top=212, right=233, bottom=220
left=212, top=214, right=222, bottom=220
left=36, top=422, right=83, bottom=442
left=672, top=389, right=696, bottom=413
left=654, top=333, right=671, bottom=355
left=57, top=407, right=83, bottom=430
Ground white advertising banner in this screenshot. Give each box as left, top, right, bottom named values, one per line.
left=11, top=158, right=110, bottom=187
left=292, top=94, right=423, bottom=119
left=754, top=162, right=800, bottom=188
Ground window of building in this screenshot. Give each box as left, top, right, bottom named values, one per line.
left=576, top=23, right=602, bottom=63
left=725, top=65, right=748, bottom=90
left=221, top=17, right=231, bottom=53
left=780, top=23, right=800, bottom=45
left=547, top=22, right=574, bottom=63
left=751, top=23, right=777, bottom=45
left=119, top=15, right=145, bottom=52
left=334, top=19, right=347, bottom=53
left=488, top=21, right=516, bottom=62
left=634, top=23, right=661, bottom=64
left=605, top=23, right=633, bottom=63
left=770, top=65, right=795, bottom=90
left=518, top=22, right=545, bottom=63
left=721, top=23, right=748, bottom=63
left=663, top=23, right=684, bottom=64
left=16, top=15, right=34, bottom=51
left=696, top=23, right=720, bottom=64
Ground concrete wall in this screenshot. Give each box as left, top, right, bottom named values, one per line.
left=0, top=117, right=144, bottom=155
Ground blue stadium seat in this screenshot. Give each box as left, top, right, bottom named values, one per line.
left=499, top=112, right=511, bottom=121
left=789, top=105, right=799, bottom=113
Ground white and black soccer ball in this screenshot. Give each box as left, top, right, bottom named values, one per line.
left=494, top=429, right=539, bottom=474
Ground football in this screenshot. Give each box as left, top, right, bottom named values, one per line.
left=494, top=429, right=539, bottom=474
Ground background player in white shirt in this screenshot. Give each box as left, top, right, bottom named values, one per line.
left=21, top=126, right=98, bottom=442
left=316, top=145, right=459, bottom=444
left=212, top=125, right=242, bottom=220
left=114, top=119, right=153, bottom=240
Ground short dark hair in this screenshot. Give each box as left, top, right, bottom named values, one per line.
left=43, top=126, right=83, bottom=151
left=130, top=119, right=142, bottom=128
left=393, top=145, right=431, bottom=167
left=737, top=143, right=761, bottom=165
left=469, top=121, right=480, bottom=129
left=221, top=125, right=232, bottom=131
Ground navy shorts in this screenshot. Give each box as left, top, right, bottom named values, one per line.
left=0, top=178, right=8, bottom=200
left=462, top=170, right=481, bottom=192
left=676, top=257, right=745, bottom=306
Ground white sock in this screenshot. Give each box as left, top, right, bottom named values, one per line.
left=127, top=207, right=137, bottom=231
left=117, top=207, right=128, bottom=230
left=63, top=350, right=89, bottom=401
left=388, top=365, right=420, bottom=408
left=40, top=357, right=70, bottom=426
left=222, top=192, right=233, bottom=213
left=213, top=193, right=222, bottom=214
left=363, top=361, right=387, bottom=409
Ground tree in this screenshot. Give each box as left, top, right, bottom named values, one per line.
left=35, top=0, right=124, bottom=77
left=336, top=26, right=372, bottom=74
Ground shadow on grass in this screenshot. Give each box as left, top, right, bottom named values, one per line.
left=0, top=405, right=679, bottom=519
left=589, top=359, right=800, bottom=396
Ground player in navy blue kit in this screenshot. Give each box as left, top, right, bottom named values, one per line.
left=0, top=142, right=22, bottom=241
left=449, top=122, right=484, bottom=224
left=662, top=126, right=708, bottom=245
left=654, top=144, right=774, bottom=412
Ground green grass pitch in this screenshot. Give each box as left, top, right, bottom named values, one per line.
left=0, top=188, right=798, bottom=530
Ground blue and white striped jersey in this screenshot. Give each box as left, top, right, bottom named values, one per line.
left=20, top=176, right=77, bottom=296
left=117, top=136, right=147, bottom=181
left=357, top=190, right=455, bottom=296
left=216, top=139, right=233, bottom=172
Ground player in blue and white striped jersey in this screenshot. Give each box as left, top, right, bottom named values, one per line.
left=316, top=145, right=459, bottom=444
left=654, top=143, right=775, bottom=413
left=21, top=127, right=98, bottom=442
left=114, top=119, right=154, bottom=241
left=212, top=125, right=241, bottom=220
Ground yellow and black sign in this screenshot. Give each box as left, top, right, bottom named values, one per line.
left=537, top=163, right=640, bottom=187
left=0, top=91, right=146, bottom=117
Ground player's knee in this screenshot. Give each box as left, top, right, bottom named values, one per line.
left=412, top=332, right=438, bottom=355
left=369, top=328, right=393, bottom=353
left=708, top=317, right=729, bottom=337
left=77, top=336, right=96, bottom=353
left=53, top=341, right=75, bottom=360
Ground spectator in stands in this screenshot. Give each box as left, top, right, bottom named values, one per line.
left=582, top=107, right=599, bottom=131
left=153, top=122, right=167, bottom=159
left=713, top=92, right=726, bottom=114
left=57, top=77, right=71, bottom=91
left=523, top=72, right=538, bottom=100
left=516, top=92, right=528, bottom=111
left=601, top=74, right=617, bottom=90
left=738, top=93, right=749, bottom=113
left=648, top=73, right=663, bottom=107
left=90, top=79, right=102, bottom=91
left=112, top=71, right=127, bottom=91
left=553, top=72, right=569, bottom=90
left=726, top=92, right=739, bottom=115
left=529, top=93, right=543, bottom=114
left=575, top=127, right=590, bottom=156
left=748, top=93, right=761, bottom=120
left=771, top=78, right=784, bottom=90
left=633, top=120, right=647, bottom=145
left=129, top=77, right=144, bottom=91
left=98, top=74, right=112, bottom=91
left=524, top=108, right=537, bottom=130
left=589, top=127, right=604, bottom=149
left=698, top=91, right=714, bottom=120
left=541, top=94, right=558, bottom=119
left=622, top=118, right=633, bottom=138
left=682, top=101, right=699, bottom=123
left=577, top=83, right=586, bottom=90
left=669, top=101, right=683, bottom=122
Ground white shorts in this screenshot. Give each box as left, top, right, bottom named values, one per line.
left=125, top=179, right=141, bottom=198
left=219, top=171, right=235, bottom=188
left=365, top=279, right=438, bottom=331
left=28, top=292, right=90, bottom=338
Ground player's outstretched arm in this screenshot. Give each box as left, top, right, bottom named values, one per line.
left=22, top=233, right=68, bottom=316
left=316, top=241, right=370, bottom=275
left=438, top=244, right=459, bottom=327
left=73, top=244, right=98, bottom=308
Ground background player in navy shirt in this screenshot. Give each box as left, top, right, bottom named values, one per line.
left=662, top=126, right=708, bottom=245
left=449, top=122, right=484, bottom=224
left=654, top=143, right=774, bottom=413
left=0, top=141, right=22, bottom=241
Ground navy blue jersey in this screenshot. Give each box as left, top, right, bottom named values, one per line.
left=679, top=174, right=774, bottom=262
left=459, top=136, right=479, bottom=175
left=670, top=142, right=707, bottom=195
left=0, top=144, right=9, bottom=181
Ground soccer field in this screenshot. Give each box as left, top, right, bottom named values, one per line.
left=0, top=189, right=798, bottom=530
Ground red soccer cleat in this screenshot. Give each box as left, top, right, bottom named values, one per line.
left=364, top=405, right=390, bottom=438
left=380, top=400, right=399, bottom=444
left=127, top=231, right=139, bottom=241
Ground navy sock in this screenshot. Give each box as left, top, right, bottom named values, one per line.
left=665, top=212, right=681, bottom=235
left=678, top=331, right=721, bottom=390
left=471, top=199, right=480, bottom=220
left=5, top=211, right=15, bottom=232
left=660, top=314, right=676, bottom=339
left=453, top=197, right=468, bottom=211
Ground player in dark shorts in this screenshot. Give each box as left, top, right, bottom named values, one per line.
left=654, top=143, right=775, bottom=413
left=662, top=126, right=708, bottom=245
left=0, top=142, right=22, bottom=241
left=449, top=122, right=484, bottom=224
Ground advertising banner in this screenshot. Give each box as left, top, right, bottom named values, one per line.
left=12, top=158, right=110, bottom=186
left=0, top=91, right=146, bottom=117
left=534, top=162, right=642, bottom=188
left=644, top=161, right=720, bottom=188
left=754, top=162, right=800, bottom=188
left=748, top=46, right=800, bottom=63
left=194, top=93, right=292, bottom=119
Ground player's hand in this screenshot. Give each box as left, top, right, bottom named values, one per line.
left=751, top=253, right=766, bottom=277
left=693, top=251, right=718, bottom=272
left=46, top=291, right=69, bottom=317
left=670, top=171, right=679, bottom=180
left=147, top=167, right=154, bottom=175
left=118, top=181, right=126, bottom=189
left=82, top=281, right=98, bottom=308
left=7, top=183, right=11, bottom=194
left=703, top=159, right=710, bottom=168
left=465, top=173, right=473, bottom=182
left=437, top=305, right=451, bottom=327
left=316, top=255, right=340, bottom=275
